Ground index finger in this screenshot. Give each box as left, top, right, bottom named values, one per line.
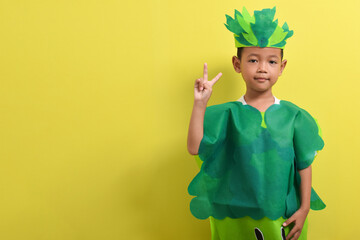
left=203, top=63, right=208, bottom=81
left=210, top=72, right=222, bottom=86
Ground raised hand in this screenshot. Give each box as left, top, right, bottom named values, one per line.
left=194, top=63, right=222, bottom=105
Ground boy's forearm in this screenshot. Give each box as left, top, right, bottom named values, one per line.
left=187, top=101, right=207, bottom=155
left=298, top=165, right=312, bottom=212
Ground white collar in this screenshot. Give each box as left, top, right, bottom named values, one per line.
left=237, top=95, right=280, bottom=105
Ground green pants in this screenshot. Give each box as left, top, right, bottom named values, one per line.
left=210, top=216, right=308, bottom=240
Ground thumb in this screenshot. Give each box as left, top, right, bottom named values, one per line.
left=283, top=216, right=295, bottom=227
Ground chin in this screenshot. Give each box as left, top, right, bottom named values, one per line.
left=254, top=88, right=272, bottom=93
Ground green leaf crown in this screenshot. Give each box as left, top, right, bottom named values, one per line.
left=224, top=7, right=293, bottom=49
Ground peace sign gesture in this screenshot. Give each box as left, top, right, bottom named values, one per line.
left=194, top=63, right=222, bottom=104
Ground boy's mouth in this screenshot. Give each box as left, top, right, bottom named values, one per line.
left=254, top=77, right=269, bottom=82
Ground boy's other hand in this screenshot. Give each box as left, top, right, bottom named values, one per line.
left=194, top=63, right=222, bottom=104
left=282, top=208, right=309, bottom=240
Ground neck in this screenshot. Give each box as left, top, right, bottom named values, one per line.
left=244, top=90, right=274, bottom=103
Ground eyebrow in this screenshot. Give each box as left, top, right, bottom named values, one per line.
left=247, top=53, right=280, bottom=59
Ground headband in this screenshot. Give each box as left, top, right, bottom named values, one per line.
left=224, top=7, right=293, bottom=49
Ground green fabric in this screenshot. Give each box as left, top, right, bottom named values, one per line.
left=224, top=7, right=294, bottom=49
left=188, top=100, right=325, bottom=221
left=210, top=216, right=308, bottom=240
left=199, top=156, right=309, bottom=239
left=260, top=111, right=267, bottom=128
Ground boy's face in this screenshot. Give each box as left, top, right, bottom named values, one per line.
left=232, top=47, right=287, bottom=94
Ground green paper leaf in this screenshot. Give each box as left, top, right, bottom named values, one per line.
left=235, top=9, right=242, bottom=18
left=235, top=34, right=253, bottom=47
left=283, top=30, right=294, bottom=40
left=271, top=41, right=286, bottom=48
left=282, top=22, right=289, bottom=31
left=241, top=7, right=255, bottom=23
left=242, top=32, right=258, bottom=46
left=224, top=14, right=242, bottom=34
left=236, top=14, right=251, bottom=33
left=268, top=26, right=288, bottom=46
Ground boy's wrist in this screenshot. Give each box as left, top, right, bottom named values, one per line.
left=299, top=205, right=310, bottom=213
left=193, top=100, right=207, bottom=109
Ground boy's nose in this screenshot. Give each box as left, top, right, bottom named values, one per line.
left=257, top=62, right=267, bottom=73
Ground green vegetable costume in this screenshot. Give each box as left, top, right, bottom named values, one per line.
left=187, top=7, right=326, bottom=239
left=188, top=96, right=325, bottom=239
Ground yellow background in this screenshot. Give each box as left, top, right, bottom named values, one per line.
left=0, top=0, right=358, bottom=239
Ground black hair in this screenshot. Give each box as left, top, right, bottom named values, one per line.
left=237, top=47, right=283, bottom=61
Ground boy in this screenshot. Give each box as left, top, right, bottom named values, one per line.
left=187, top=7, right=325, bottom=240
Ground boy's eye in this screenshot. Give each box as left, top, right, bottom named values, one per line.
left=269, top=60, right=277, bottom=64
left=248, top=59, right=257, bottom=63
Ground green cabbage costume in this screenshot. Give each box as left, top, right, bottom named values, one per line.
left=187, top=7, right=325, bottom=239
left=188, top=96, right=325, bottom=239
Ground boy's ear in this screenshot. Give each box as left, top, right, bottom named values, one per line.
left=232, top=56, right=241, bottom=73
left=279, top=59, right=287, bottom=76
